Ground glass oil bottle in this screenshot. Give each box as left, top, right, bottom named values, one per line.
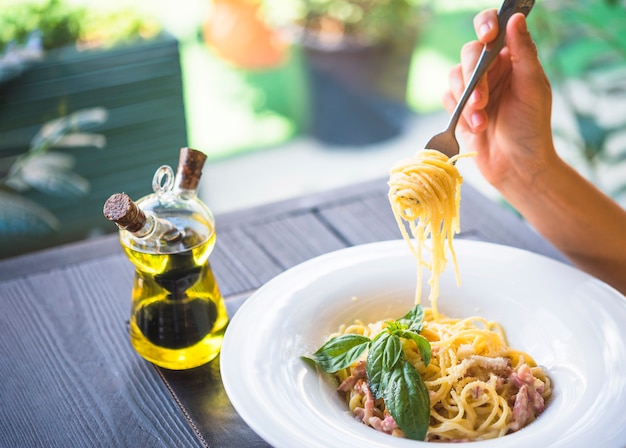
left=103, top=147, right=228, bottom=370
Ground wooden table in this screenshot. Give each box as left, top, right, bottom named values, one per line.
left=0, top=179, right=567, bottom=447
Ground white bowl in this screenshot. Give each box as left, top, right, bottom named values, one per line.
left=221, top=240, right=626, bottom=448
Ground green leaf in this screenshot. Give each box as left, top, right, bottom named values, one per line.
left=300, top=355, right=317, bottom=369
left=310, top=334, right=371, bottom=373
left=397, top=304, right=425, bottom=332
left=366, top=332, right=402, bottom=399
left=384, top=360, right=430, bottom=441
left=305, top=304, right=434, bottom=440
left=0, top=190, right=59, bottom=236
left=382, top=335, right=403, bottom=371
left=398, top=331, right=432, bottom=367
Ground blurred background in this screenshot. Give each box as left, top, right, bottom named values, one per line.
left=1, top=0, right=625, bottom=258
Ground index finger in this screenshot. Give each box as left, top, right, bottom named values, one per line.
left=473, top=9, right=499, bottom=44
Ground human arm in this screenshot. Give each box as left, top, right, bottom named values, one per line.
left=444, top=10, right=626, bottom=295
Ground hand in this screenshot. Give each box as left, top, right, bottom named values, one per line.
left=443, top=10, right=555, bottom=193
left=444, top=9, right=626, bottom=296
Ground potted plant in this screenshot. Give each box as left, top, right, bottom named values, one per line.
left=262, top=0, right=433, bottom=146
left=0, top=108, right=108, bottom=235
left=0, top=0, right=189, bottom=258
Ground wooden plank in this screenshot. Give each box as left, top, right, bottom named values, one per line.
left=35, top=35, right=184, bottom=77
left=0, top=36, right=183, bottom=104
left=211, top=226, right=284, bottom=297
left=0, top=255, right=202, bottom=447
left=317, top=190, right=400, bottom=245
left=155, top=359, right=270, bottom=448
left=215, top=178, right=390, bottom=227
left=240, top=211, right=348, bottom=269
left=0, top=233, right=120, bottom=281
left=317, top=181, right=568, bottom=263
left=0, top=36, right=185, bottom=138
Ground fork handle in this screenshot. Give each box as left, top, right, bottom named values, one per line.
left=446, top=0, right=535, bottom=133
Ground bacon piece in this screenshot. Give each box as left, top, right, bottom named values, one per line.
left=510, top=384, right=532, bottom=431
left=381, top=415, right=399, bottom=433
left=369, top=414, right=398, bottom=434
left=508, top=364, right=547, bottom=432
left=510, top=363, right=533, bottom=388
left=349, top=378, right=399, bottom=435
left=337, top=360, right=367, bottom=392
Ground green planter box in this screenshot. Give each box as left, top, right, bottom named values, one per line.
left=0, top=34, right=187, bottom=258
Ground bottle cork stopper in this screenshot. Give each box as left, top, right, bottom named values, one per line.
left=103, top=193, right=147, bottom=232
left=175, top=147, right=207, bottom=191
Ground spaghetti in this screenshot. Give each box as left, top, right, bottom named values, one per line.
left=317, top=148, right=552, bottom=441
left=388, top=149, right=472, bottom=318
left=332, top=309, right=552, bottom=442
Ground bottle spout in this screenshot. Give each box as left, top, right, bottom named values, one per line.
left=103, top=192, right=147, bottom=232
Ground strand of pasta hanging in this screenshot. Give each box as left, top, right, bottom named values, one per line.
left=387, top=149, right=475, bottom=319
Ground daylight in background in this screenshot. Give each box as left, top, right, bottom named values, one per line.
left=1, top=0, right=625, bottom=258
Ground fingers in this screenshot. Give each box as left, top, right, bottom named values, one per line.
left=444, top=66, right=488, bottom=133
left=446, top=41, right=489, bottom=132
left=459, top=41, right=489, bottom=109
left=473, top=9, right=498, bottom=43
left=446, top=7, right=495, bottom=118
left=444, top=10, right=545, bottom=134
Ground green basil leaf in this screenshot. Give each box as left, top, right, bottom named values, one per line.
left=310, top=334, right=371, bottom=372
left=383, top=335, right=403, bottom=371
left=398, top=304, right=425, bottom=332
left=398, top=331, right=432, bottom=367
left=367, top=333, right=402, bottom=399
left=366, top=332, right=389, bottom=399
left=300, top=355, right=317, bottom=368
left=383, top=360, right=430, bottom=441
left=384, top=321, right=406, bottom=334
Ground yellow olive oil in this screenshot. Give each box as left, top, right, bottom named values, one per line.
left=104, top=148, right=226, bottom=370
left=123, top=235, right=228, bottom=370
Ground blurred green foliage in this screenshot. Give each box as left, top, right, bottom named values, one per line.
left=0, top=0, right=161, bottom=52
left=530, top=0, right=626, bottom=203
left=530, top=0, right=626, bottom=80
left=0, top=108, right=108, bottom=236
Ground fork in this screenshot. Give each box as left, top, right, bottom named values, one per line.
left=425, top=0, right=535, bottom=158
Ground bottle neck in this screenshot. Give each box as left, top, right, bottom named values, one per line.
left=173, top=186, right=199, bottom=199
left=128, top=212, right=157, bottom=238
left=103, top=193, right=184, bottom=249
left=130, top=212, right=183, bottom=244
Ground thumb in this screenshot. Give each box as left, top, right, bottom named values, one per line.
left=506, top=14, right=545, bottom=82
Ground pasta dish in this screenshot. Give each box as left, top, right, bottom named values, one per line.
left=306, top=149, right=552, bottom=442
left=332, top=309, right=551, bottom=442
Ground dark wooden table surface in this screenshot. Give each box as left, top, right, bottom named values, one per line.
left=0, top=178, right=568, bottom=447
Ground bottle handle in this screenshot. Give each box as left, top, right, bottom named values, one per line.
left=153, top=165, right=175, bottom=195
